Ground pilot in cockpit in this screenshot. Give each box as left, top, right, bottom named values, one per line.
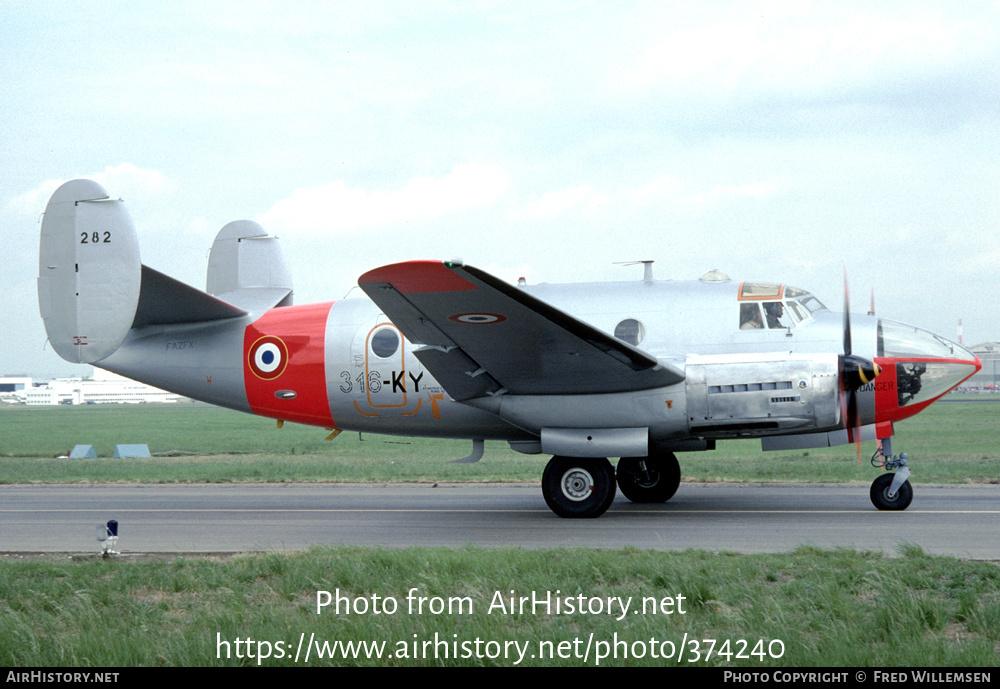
left=764, top=302, right=785, bottom=328
left=740, top=304, right=763, bottom=329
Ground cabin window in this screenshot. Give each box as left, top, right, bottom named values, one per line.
left=614, top=318, right=645, bottom=346
left=370, top=328, right=400, bottom=358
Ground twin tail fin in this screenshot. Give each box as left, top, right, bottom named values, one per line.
left=37, top=179, right=291, bottom=364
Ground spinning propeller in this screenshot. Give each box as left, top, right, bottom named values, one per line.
left=840, top=270, right=881, bottom=465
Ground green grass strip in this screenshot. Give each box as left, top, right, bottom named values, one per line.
left=2, top=400, right=998, bottom=484
left=1, top=545, right=998, bottom=667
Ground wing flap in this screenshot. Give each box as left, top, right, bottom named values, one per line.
left=359, top=261, right=684, bottom=398
left=413, top=346, right=504, bottom=401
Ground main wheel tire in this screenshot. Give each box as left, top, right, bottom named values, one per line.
left=870, top=472, right=913, bottom=511
left=616, top=453, right=681, bottom=503
left=542, top=456, right=617, bottom=518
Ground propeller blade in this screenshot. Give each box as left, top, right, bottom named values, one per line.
left=839, top=376, right=849, bottom=430
left=843, top=268, right=852, bottom=357
left=837, top=365, right=863, bottom=466
left=839, top=269, right=881, bottom=467
left=851, top=388, right=862, bottom=467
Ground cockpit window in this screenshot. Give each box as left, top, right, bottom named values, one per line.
left=800, top=296, right=826, bottom=313
left=786, top=301, right=808, bottom=322
left=763, top=301, right=793, bottom=329
left=740, top=303, right=764, bottom=329
left=739, top=282, right=783, bottom=300
left=737, top=283, right=825, bottom=330
left=740, top=302, right=794, bottom=330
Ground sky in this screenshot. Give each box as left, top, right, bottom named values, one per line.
left=3, top=1, right=999, bottom=378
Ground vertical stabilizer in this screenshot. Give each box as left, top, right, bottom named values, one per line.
left=37, top=180, right=142, bottom=363
left=207, top=220, right=292, bottom=299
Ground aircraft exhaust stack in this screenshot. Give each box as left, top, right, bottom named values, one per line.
left=37, top=180, right=142, bottom=363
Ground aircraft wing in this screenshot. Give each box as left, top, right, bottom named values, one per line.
left=358, top=261, right=684, bottom=401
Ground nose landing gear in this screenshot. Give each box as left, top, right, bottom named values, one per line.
left=870, top=437, right=913, bottom=511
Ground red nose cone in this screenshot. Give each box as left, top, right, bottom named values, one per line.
left=873, top=322, right=982, bottom=425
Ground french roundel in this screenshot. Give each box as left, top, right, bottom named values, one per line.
left=447, top=312, right=508, bottom=325
left=248, top=336, right=289, bottom=380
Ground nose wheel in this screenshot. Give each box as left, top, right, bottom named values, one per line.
left=869, top=438, right=913, bottom=511
left=870, top=473, right=913, bottom=511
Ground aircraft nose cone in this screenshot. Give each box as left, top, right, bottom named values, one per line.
left=878, top=320, right=981, bottom=408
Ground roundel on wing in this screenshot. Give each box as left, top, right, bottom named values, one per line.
left=447, top=312, right=508, bottom=325
left=248, top=335, right=289, bottom=380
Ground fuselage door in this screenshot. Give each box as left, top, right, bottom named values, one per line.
left=350, top=321, right=425, bottom=415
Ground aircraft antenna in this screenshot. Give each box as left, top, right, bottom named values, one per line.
left=614, top=260, right=655, bottom=283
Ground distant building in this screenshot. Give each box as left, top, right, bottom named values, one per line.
left=965, top=343, right=1000, bottom=390
left=0, top=376, right=32, bottom=393
left=0, top=376, right=33, bottom=404
left=21, top=370, right=186, bottom=405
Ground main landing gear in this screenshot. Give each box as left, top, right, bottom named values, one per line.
left=542, top=456, right=616, bottom=518
left=541, top=451, right=682, bottom=518
left=616, top=452, right=681, bottom=503
left=869, top=437, right=913, bottom=511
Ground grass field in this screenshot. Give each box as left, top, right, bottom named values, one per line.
left=1, top=399, right=998, bottom=484
left=2, top=545, right=999, bottom=667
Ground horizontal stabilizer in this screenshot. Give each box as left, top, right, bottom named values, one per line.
left=131, top=265, right=247, bottom=328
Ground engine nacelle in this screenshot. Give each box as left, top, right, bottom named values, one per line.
left=684, top=352, right=841, bottom=438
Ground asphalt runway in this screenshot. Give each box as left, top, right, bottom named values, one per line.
left=2, top=482, right=998, bottom=559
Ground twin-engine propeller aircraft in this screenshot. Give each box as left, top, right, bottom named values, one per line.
left=38, top=180, right=982, bottom=517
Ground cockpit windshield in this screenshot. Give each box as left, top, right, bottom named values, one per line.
left=784, top=286, right=827, bottom=313
left=798, top=296, right=826, bottom=313
left=737, top=282, right=826, bottom=331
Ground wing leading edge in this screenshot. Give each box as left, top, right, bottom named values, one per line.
left=358, top=261, right=684, bottom=401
